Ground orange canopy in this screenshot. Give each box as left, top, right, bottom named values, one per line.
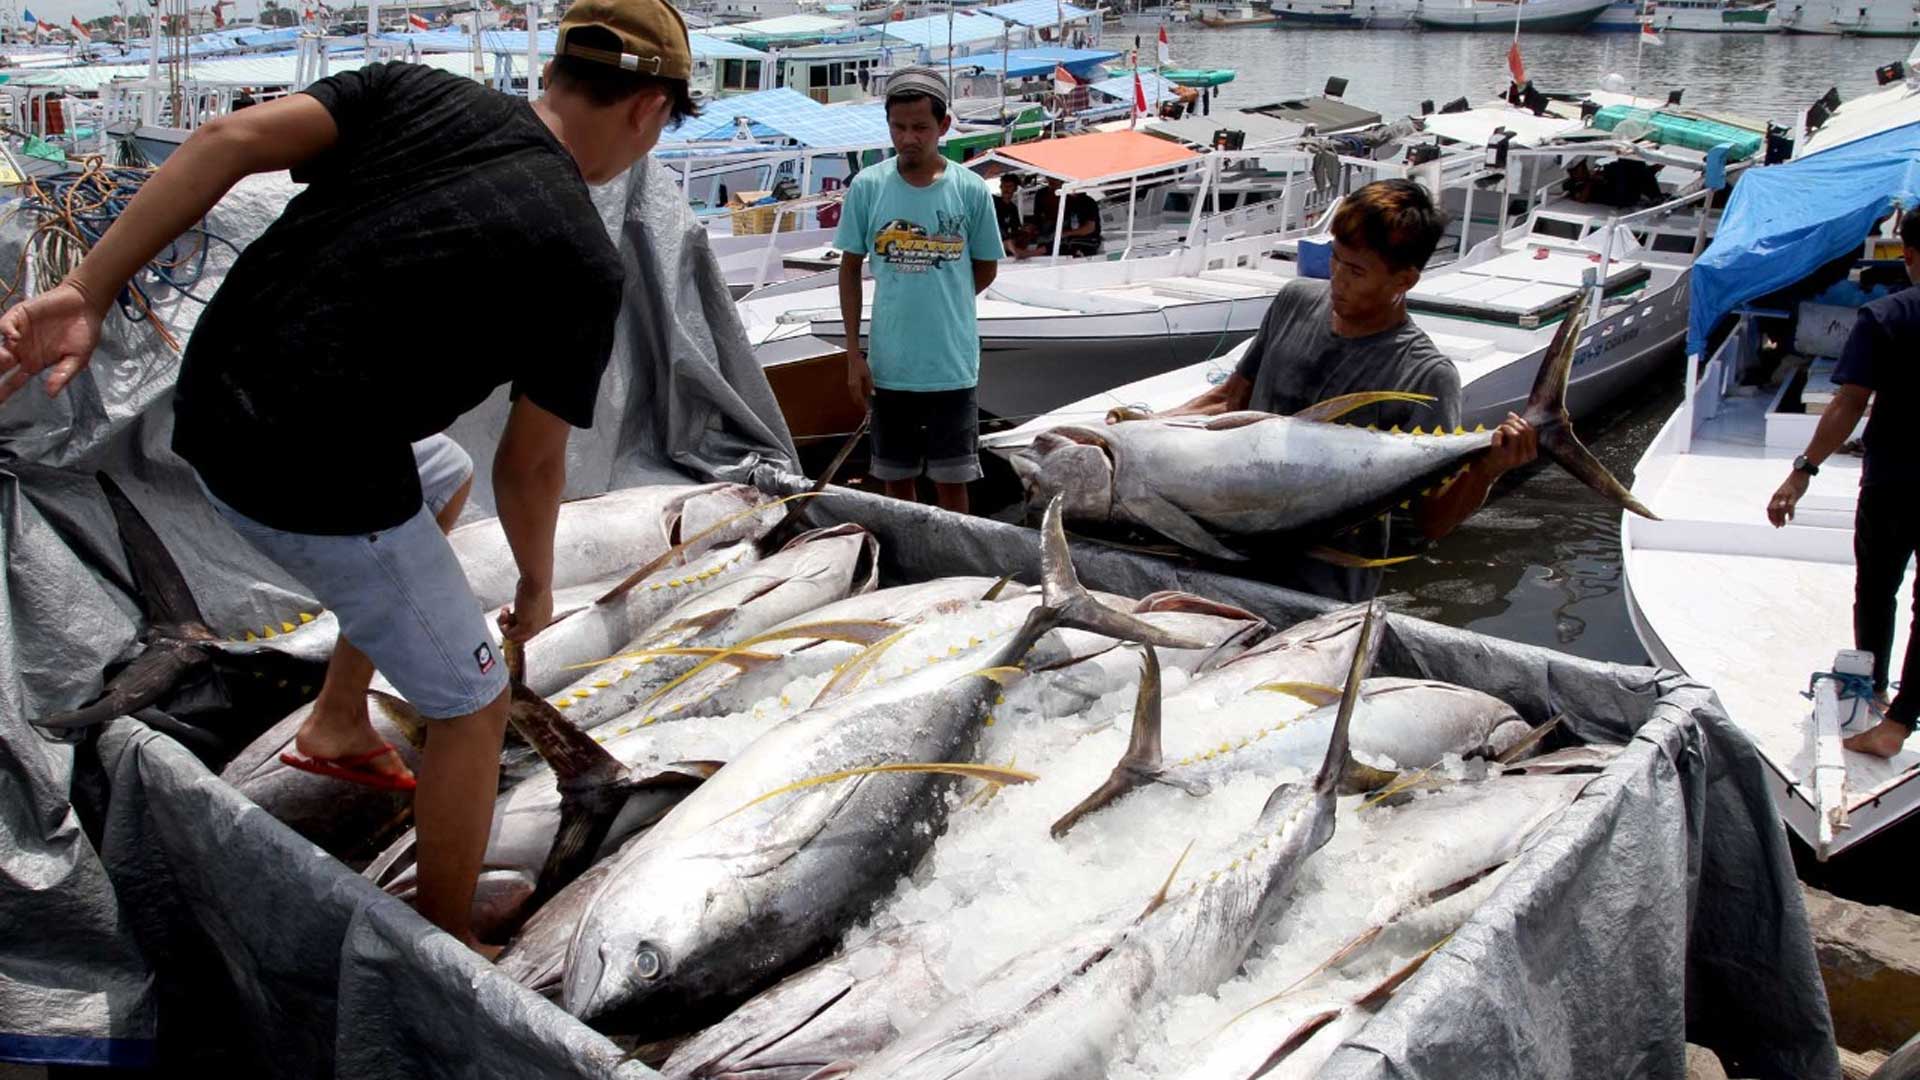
left=988, top=130, right=1201, bottom=184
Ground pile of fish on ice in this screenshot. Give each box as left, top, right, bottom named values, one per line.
left=176, top=477, right=1618, bottom=1079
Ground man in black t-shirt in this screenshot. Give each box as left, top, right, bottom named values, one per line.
left=0, top=1, right=697, bottom=955
left=1770, top=213, right=1920, bottom=759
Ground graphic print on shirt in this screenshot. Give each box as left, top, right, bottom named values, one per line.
left=871, top=210, right=968, bottom=272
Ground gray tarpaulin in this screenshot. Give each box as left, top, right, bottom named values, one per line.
left=0, top=151, right=795, bottom=1068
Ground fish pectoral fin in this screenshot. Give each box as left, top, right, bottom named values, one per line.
left=1308, top=546, right=1418, bottom=570
left=1336, top=760, right=1399, bottom=797
left=664, top=759, right=726, bottom=780
left=1254, top=681, right=1344, bottom=708
left=1290, top=391, right=1436, bottom=424
left=98, top=472, right=215, bottom=633
left=1123, top=494, right=1248, bottom=563
left=1354, top=933, right=1450, bottom=1011
left=1243, top=1009, right=1344, bottom=1079
left=1138, top=839, right=1196, bottom=920
left=367, top=689, right=431, bottom=750
left=797, top=1063, right=858, bottom=1080
left=980, top=573, right=1018, bottom=602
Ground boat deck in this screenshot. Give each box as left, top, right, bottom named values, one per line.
left=1625, top=387, right=1918, bottom=807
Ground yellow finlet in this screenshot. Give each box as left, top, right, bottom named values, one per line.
left=298, top=611, right=316, bottom=624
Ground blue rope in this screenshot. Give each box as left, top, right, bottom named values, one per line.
left=1806, top=670, right=1876, bottom=702
left=16, top=164, right=241, bottom=327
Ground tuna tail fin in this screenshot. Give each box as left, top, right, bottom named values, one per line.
left=1313, top=603, right=1380, bottom=797
left=1031, top=496, right=1213, bottom=654
left=1521, top=309, right=1658, bottom=521
left=32, top=645, right=208, bottom=730
left=99, top=472, right=213, bottom=632
left=1050, top=647, right=1188, bottom=839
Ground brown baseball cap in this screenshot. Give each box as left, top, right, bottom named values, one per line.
left=557, top=0, right=692, bottom=82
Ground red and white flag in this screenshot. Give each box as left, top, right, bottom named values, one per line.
left=1639, top=19, right=1664, bottom=44
left=408, top=12, right=431, bottom=30
left=70, top=14, right=88, bottom=36
left=1131, top=70, right=1148, bottom=127
left=1156, top=24, right=1171, bottom=66
left=1052, top=63, right=1075, bottom=95
left=1506, top=40, right=1525, bottom=85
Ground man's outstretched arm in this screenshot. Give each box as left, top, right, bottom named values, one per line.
left=0, top=94, right=340, bottom=403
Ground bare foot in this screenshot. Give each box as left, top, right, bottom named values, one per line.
left=293, top=696, right=415, bottom=784
left=1842, top=719, right=1910, bottom=759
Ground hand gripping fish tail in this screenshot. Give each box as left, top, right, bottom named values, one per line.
left=1523, top=306, right=1659, bottom=522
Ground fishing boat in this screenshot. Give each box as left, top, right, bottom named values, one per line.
left=1776, top=0, right=1920, bottom=33
left=1651, top=0, right=1779, bottom=31
left=1198, top=2, right=1283, bottom=25
left=1621, top=116, right=1920, bottom=858
left=1271, top=0, right=1416, bottom=28
left=1413, top=0, right=1617, bottom=30
left=1589, top=0, right=1648, bottom=29
left=983, top=93, right=1746, bottom=451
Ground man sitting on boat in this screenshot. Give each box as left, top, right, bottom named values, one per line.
left=1029, top=177, right=1104, bottom=258
left=1768, top=212, right=1919, bottom=759
left=994, top=172, right=1025, bottom=252
left=1138, top=179, right=1539, bottom=600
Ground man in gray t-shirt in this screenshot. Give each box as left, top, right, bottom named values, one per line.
left=1145, top=180, right=1538, bottom=600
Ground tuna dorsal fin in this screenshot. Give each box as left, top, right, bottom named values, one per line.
left=1255, top=681, right=1344, bottom=708
left=1521, top=307, right=1658, bottom=521
left=1493, top=713, right=1564, bottom=765
left=1051, top=647, right=1166, bottom=839
left=1034, top=497, right=1213, bottom=654
left=99, top=472, right=212, bottom=633
left=1140, top=837, right=1195, bottom=921
left=1314, top=603, right=1379, bottom=797
left=1291, top=391, right=1436, bottom=424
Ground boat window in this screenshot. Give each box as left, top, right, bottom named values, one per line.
left=810, top=65, right=829, bottom=89
left=1531, top=217, right=1583, bottom=240
left=1164, top=192, right=1194, bottom=213
left=721, top=59, right=762, bottom=91
left=1217, top=193, right=1241, bottom=210
left=1650, top=232, right=1695, bottom=254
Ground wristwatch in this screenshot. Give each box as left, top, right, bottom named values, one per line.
left=1792, top=454, right=1820, bottom=477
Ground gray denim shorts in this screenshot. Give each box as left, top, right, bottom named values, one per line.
left=201, top=435, right=508, bottom=720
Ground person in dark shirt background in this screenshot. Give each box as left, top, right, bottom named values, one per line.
left=994, top=171, right=1024, bottom=248
left=1770, top=212, right=1920, bottom=759
left=1030, top=176, right=1103, bottom=257
left=0, top=0, right=697, bottom=955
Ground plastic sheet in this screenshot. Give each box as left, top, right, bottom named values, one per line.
left=0, top=154, right=795, bottom=1067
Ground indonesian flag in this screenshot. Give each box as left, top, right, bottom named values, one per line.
left=408, top=11, right=431, bottom=30
left=1506, top=40, right=1525, bottom=86
left=1156, top=24, right=1171, bottom=67
left=1640, top=19, right=1664, bottom=44
left=70, top=13, right=88, bottom=36
left=1053, top=63, right=1075, bottom=95
left=211, top=0, right=228, bottom=28
left=1132, top=70, right=1148, bottom=127
left=302, top=6, right=314, bottom=22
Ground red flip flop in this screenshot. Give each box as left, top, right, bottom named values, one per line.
left=279, top=743, right=417, bottom=793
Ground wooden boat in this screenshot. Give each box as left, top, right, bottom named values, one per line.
left=1413, top=0, right=1615, bottom=31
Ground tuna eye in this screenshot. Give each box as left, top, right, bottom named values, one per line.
left=635, top=945, right=663, bottom=981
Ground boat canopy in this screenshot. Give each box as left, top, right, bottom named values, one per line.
left=659, top=87, right=900, bottom=149
left=1687, top=119, right=1920, bottom=356
left=871, top=11, right=1012, bottom=49
left=1246, top=94, right=1380, bottom=132
left=1147, top=108, right=1311, bottom=148
left=980, top=0, right=1099, bottom=26
left=1422, top=105, right=1586, bottom=148
left=957, top=46, right=1119, bottom=78
left=979, top=128, right=1200, bottom=184
left=1087, top=69, right=1180, bottom=103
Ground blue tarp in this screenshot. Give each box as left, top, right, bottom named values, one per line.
left=956, top=45, right=1117, bottom=78
left=1088, top=68, right=1178, bottom=103
left=1687, top=119, right=1920, bottom=356
left=981, top=0, right=1098, bottom=26
left=872, top=11, right=1012, bottom=49
left=658, top=86, right=895, bottom=149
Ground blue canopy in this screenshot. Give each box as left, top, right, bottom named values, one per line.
left=659, top=87, right=895, bottom=149
left=956, top=46, right=1118, bottom=78
left=1687, top=119, right=1920, bottom=356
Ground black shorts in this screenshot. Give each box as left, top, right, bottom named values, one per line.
left=869, top=387, right=982, bottom=484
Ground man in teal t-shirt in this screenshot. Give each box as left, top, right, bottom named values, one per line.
left=836, top=66, right=1004, bottom=513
